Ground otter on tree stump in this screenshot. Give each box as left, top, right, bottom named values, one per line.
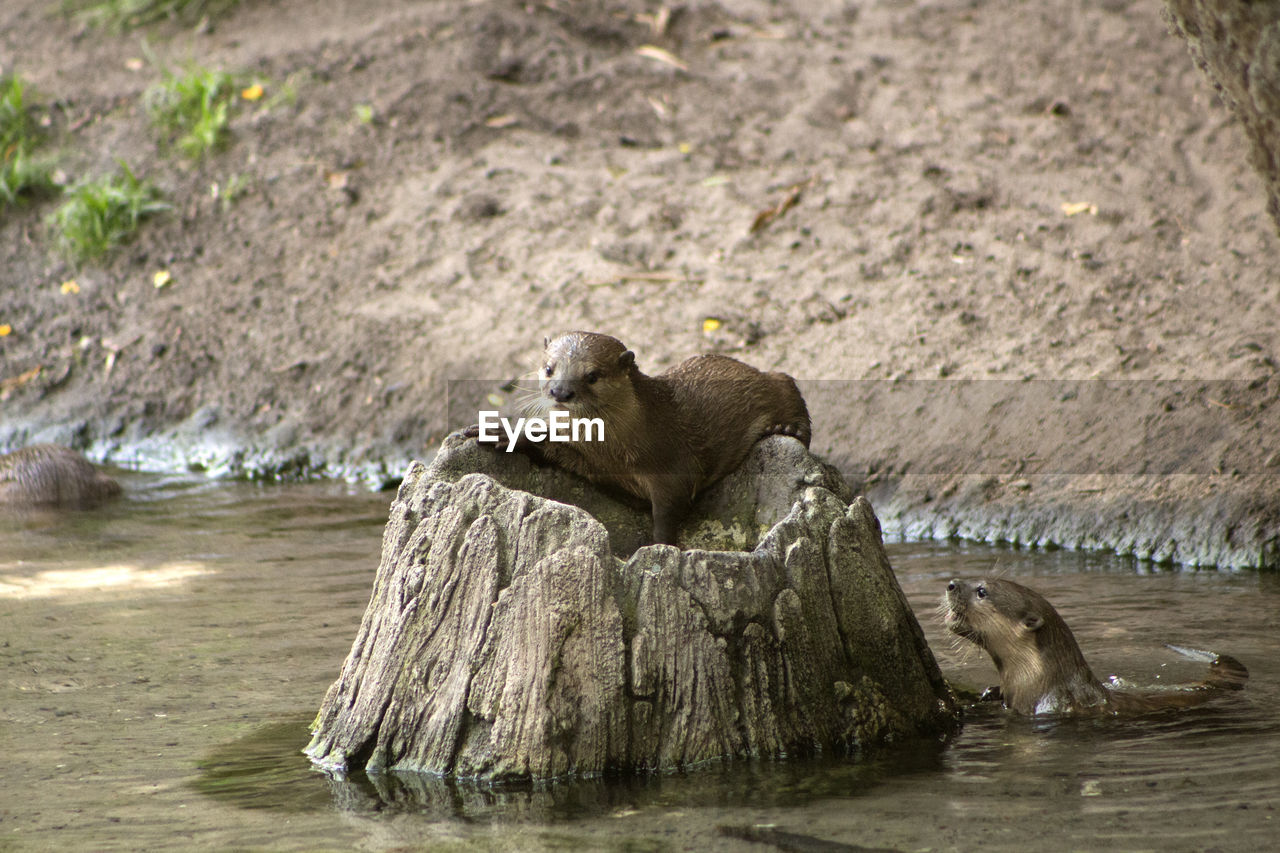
left=304, top=438, right=960, bottom=782
left=467, top=331, right=811, bottom=546
left=943, top=577, right=1248, bottom=716
left=0, top=444, right=122, bottom=510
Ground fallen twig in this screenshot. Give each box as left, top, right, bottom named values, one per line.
left=750, top=176, right=816, bottom=234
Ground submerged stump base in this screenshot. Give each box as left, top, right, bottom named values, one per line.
left=306, top=434, right=956, bottom=781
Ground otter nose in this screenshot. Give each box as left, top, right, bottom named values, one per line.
left=548, top=383, right=575, bottom=403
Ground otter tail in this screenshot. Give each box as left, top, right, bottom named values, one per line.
left=1166, top=644, right=1249, bottom=691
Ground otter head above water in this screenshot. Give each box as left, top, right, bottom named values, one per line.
left=944, top=577, right=1110, bottom=715
left=943, top=577, right=1247, bottom=716
left=0, top=444, right=122, bottom=510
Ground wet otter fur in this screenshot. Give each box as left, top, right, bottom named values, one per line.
left=0, top=444, right=123, bottom=510
left=943, top=577, right=1247, bottom=716
left=467, top=331, right=811, bottom=545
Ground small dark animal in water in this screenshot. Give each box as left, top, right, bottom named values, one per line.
left=466, top=331, right=811, bottom=545
left=942, top=577, right=1247, bottom=716
left=0, top=444, right=123, bottom=510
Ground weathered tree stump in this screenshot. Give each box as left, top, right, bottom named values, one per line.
left=306, top=434, right=957, bottom=781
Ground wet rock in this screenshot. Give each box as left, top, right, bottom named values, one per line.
left=305, top=435, right=957, bottom=781
left=808, top=379, right=1280, bottom=570
left=869, top=473, right=1280, bottom=570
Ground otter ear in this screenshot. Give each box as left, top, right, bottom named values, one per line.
left=1021, top=612, right=1044, bottom=632
left=543, top=336, right=551, bottom=349
left=618, top=350, right=635, bottom=370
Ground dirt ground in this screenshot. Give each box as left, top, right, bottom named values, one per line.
left=2, top=0, right=1277, bottom=567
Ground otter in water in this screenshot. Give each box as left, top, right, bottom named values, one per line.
left=942, top=577, right=1247, bottom=716
left=0, top=445, right=123, bottom=510
left=467, top=331, right=811, bottom=545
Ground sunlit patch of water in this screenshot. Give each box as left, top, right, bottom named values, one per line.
left=0, top=562, right=210, bottom=598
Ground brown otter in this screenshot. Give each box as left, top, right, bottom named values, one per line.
left=466, top=331, right=811, bottom=545
left=942, top=577, right=1247, bottom=716
left=0, top=444, right=123, bottom=510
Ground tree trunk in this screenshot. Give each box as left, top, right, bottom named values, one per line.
left=1164, top=1, right=1280, bottom=235
left=306, top=434, right=957, bottom=781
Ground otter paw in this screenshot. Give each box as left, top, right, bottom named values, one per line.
left=462, top=423, right=521, bottom=452
left=462, top=423, right=501, bottom=445
left=766, top=422, right=810, bottom=441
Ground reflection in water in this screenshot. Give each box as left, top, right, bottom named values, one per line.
left=191, top=718, right=333, bottom=813
left=2, top=477, right=1277, bottom=851
left=340, top=740, right=948, bottom=821
left=196, top=714, right=947, bottom=822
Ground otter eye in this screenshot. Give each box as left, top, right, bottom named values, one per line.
left=585, top=371, right=599, bottom=385
left=543, top=364, right=553, bottom=377
left=975, top=585, right=987, bottom=600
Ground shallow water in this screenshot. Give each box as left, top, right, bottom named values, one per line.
left=2, top=475, right=1276, bottom=851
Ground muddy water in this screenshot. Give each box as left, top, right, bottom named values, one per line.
left=2, top=476, right=1277, bottom=851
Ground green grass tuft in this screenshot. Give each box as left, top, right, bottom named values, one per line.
left=1, top=74, right=57, bottom=206
left=48, top=162, right=170, bottom=262
left=145, top=65, right=237, bottom=158
left=64, top=0, right=240, bottom=32
left=210, top=172, right=251, bottom=212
